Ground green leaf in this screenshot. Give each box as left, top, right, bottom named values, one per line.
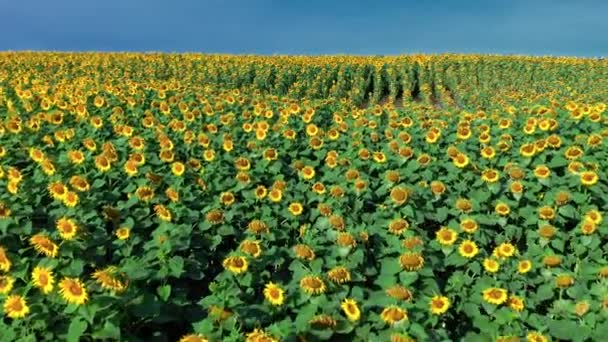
left=548, top=320, right=581, bottom=341
left=168, top=256, right=184, bottom=277
left=380, top=258, right=402, bottom=276
left=91, top=320, right=121, bottom=340
left=66, top=317, right=88, bottom=342
left=295, top=303, right=318, bottom=331
left=536, top=284, right=555, bottom=302
left=157, top=285, right=171, bottom=301
left=78, top=305, right=97, bottom=325
left=434, top=207, right=449, bottom=223
left=548, top=156, right=569, bottom=168
left=594, top=322, right=608, bottom=340
left=462, top=332, right=493, bottom=342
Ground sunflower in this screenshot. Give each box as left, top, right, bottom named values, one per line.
left=307, top=182, right=325, bottom=195
left=293, top=244, right=316, bottom=261
left=453, top=153, right=469, bottom=168
left=62, top=191, right=79, bottom=208
left=575, top=301, right=590, bottom=316
left=483, top=258, right=500, bottom=273
left=436, top=227, right=458, bottom=246
left=585, top=209, right=603, bottom=224
left=459, top=218, right=478, bottom=234
left=341, top=298, right=361, bottom=322
left=327, top=266, right=351, bottom=284
left=3, top=295, right=29, bottom=319
left=251, top=185, right=267, bottom=200
left=299, top=275, right=326, bottom=295
left=496, top=242, right=516, bottom=258
left=554, top=191, right=570, bottom=206
left=48, top=181, right=68, bottom=200
left=385, top=285, right=413, bottom=301
left=94, top=155, right=111, bottom=172
left=380, top=306, right=408, bottom=325
left=399, top=253, right=424, bottom=271
left=263, top=282, right=285, bottom=306
left=124, top=160, right=138, bottom=176
left=534, top=165, right=551, bottom=179
left=223, top=256, right=248, bottom=275
left=482, top=287, right=508, bottom=305
left=164, top=187, right=180, bottom=203
left=300, top=166, right=315, bottom=180
left=527, top=332, right=549, bottom=342
left=0, top=275, right=15, bottom=294
left=115, top=227, right=130, bottom=240
left=135, top=186, right=155, bottom=202
left=59, top=277, right=88, bottom=305
left=495, top=202, right=511, bottom=216
left=309, top=314, right=337, bottom=329
left=234, top=157, right=251, bottom=171
left=481, top=169, right=500, bottom=183
left=480, top=146, right=496, bottom=159
left=388, top=218, right=409, bottom=235
left=543, top=255, right=562, bottom=267
left=508, top=295, right=524, bottom=312
left=31, top=266, right=54, bottom=294
left=429, top=295, right=450, bottom=315
left=336, top=233, right=356, bottom=248
left=263, top=148, right=278, bottom=161
left=41, top=159, right=56, bottom=176
left=0, top=203, right=10, bottom=219
left=580, top=171, right=599, bottom=186
left=166, top=161, right=185, bottom=177
left=288, top=202, right=304, bottom=216
left=455, top=198, right=473, bottom=213
left=29, top=148, right=46, bottom=163
left=237, top=240, right=261, bottom=258
left=69, top=176, right=90, bottom=192
left=56, top=217, right=78, bottom=240
left=92, top=266, right=128, bottom=293
left=268, top=188, right=283, bottom=202
left=154, top=204, right=172, bottom=222
left=219, top=192, right=235, bottom=206
left=538, top=206, right=555, bottom=220
left=556, top=274, right=574, bottom=288
left=581, top=219, right=597, bottom=235
left=29, top=234, right=59, bottom=258
left=390, top=186, right=409, bottom=205
left=178, top=334, right=210, bottom=342
left=565, top=146, right=584, bottom=160
left=458, top=240, right=479, bottom=258
left=519, top=143, right=536, bottom=157
left=67, top=150, right=85, bottom=165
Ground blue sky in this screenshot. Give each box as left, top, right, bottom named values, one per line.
left=1, top=0, right=606, bottom=56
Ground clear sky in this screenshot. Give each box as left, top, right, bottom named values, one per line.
left=1, top=0, right=606, bottom=56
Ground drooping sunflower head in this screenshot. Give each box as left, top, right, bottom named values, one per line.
left=327, top=266, right=351, bottom=284
left=92, top=266, right=128, bottom=293
left=29, top=234, right=59, bottom=258
left=399, top=252, right=425, bottom=271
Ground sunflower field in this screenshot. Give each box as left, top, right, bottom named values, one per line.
left=1, top=52, right=608, bottom=342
